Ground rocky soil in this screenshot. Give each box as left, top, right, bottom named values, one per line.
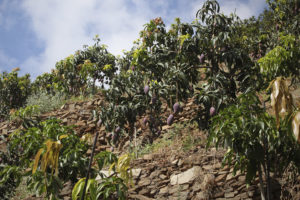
left=1, top=93, right=300, bottom=200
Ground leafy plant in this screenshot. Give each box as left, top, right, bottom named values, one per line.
left=208, top=91, right=300, bottom=200
left=6, top=118, right=89, bottom=199
left=72, top=152, right=132, bottom=200
left=0, top=165, right=22, bottom=199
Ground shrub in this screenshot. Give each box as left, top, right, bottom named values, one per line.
left=25, top=91, right=65, bottom=113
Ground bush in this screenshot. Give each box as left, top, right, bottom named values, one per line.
left=25, top=91, right=65, bottom=113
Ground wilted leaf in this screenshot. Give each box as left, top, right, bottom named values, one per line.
left=269, top=77, right=293, bottom=127
left=292, top=112, right=300, bottom=143
left=32, top=148, right=43, bottom=174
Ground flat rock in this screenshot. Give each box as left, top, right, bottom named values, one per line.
left=169, top=184, right=189, bottom=194
left=132, top=168, right=142, bottom=177
left=138, top=178, right=151, bottom=187
left=170, top=166, right=201, bottom=185
left=129, top=194, right=155, bottom=200
left=159, top=186, right=169, bottom=194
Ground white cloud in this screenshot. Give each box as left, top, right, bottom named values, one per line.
left=220, top=0, right=266, bottom=19
left=20, top=0, right=264, bottom=77
left=21, top=0, right=155, bottom=76
left=0, top=49, right=17, bottom=72
left=191, top=0, right=265, bottom=20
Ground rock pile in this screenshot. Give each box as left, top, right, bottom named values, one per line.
left=127, top=147, right=265, bottom=200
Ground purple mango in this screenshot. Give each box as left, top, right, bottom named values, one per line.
left=198, top=54, right=205, bottom=64
left=167, top=114, right=174, bottom=126
left=144, top=85, right=150, bottom=94
left=173, top=102, right=180, bottom=114
left=131, top=65, right=135, bottom=71
left=143, top=117, right=148, bottom=126
left=115, top=126, right=121, bottom=134
left=210, top=107, right=216, bottom=116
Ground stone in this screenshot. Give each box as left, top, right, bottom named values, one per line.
left=150, top=170, right=160, bottom=179
left=195, top=191, right=210, bottom=200
left=60, top=181, right=72, bottom=196
left=238, top=175, right=246, bottom=182
left=143, top=154, right=153, bottom=160
left=226, top=173, right=234, bottom=181
left=171, top=159, right=179, bottom=165
left=139, top=178, right=151, bottom=187
left=247, top=191, right=254, bottom=197
left=215, top=173, right=227, bottom=182
left=177, top=159, right=183, bottom=167
left=172, top=191, right=189, bottom=200
left=212, top=191, right=225, bottom=198
left=170, top=166, right=201, bottom=185
left=237, top=192, right=248, bottom=199
left=159, top=174, right=167, bottom=180
left=132, top=168, right=142, bottom=177
left=62, top=118, right=68, bottom=123
left=129, top=194, right=155, bottom=200
left=202, top=165, right=212, bottom=170
left=169, top=184, right=189, bottom=194
left=192, top=183, right=201, bottom=192
left=159, top=186, right=169, bottom=194
left=2, top=129, right=7, bottom=135
left=225, top=192, right=235, bottom=198
left=75, top=121, right=86, bottom=126
left=225, top=188, right=233, bottom=193
left=150, top=189, right=158, bottom=195
left=139, top=188, right=151, bottom=195
left=61, top=112, right=70, bottom=118
left=69, top=104, right=75, bottom=110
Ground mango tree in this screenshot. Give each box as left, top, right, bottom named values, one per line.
left=0, top=68, right=31, bottom=119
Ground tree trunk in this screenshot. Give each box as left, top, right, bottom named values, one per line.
left=258, top=164, right=266, bottom=200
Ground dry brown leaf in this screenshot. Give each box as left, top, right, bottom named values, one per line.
left=292, top=112, right=300, bottom=144
left=269, top=77, right=293, bottom=127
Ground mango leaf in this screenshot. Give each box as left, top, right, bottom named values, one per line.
left=109, top=153, right=133, bottom=187
left=72, top=178, right=85, bottom=200
left=59, top=134, right=68, bottom=140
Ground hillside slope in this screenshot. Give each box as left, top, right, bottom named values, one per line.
left=1, top=92, right=300, bottom=200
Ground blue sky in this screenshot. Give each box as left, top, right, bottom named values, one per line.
left=0, top=0, right=267, bottom=79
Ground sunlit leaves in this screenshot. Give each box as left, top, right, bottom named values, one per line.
left=258, top=33, right=299, bottom=80
left=109, top=153, right=133, bottom=187
left=72, top=178, right=97, bottom=200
